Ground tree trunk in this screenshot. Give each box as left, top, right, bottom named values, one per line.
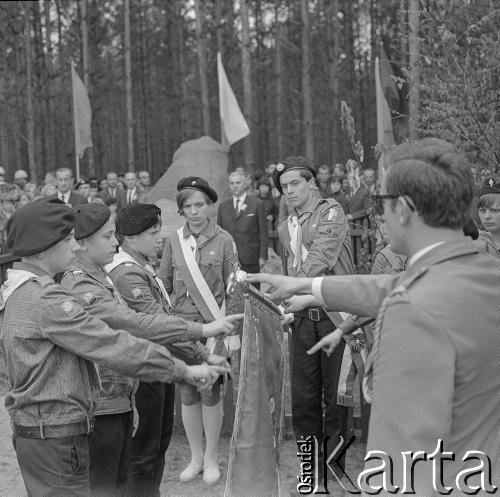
left=80, top=0, right=94, bottom=177
left=240, top=0, right=254, bottom=171
left=194, top=0, right=211, bottom=136
left=408, top=0, right=420, bottom=140
left=399, top=0, right=407, bottom=66
left=300, top=0, right=314, bottom=162
left=124, top=0, right=134, bottom=171
left=215, top=0, right=224, bottom=57
left=24, top=3, right=37, bottom=184
left=43, top=0, right=56, bottom=173
left=274, top=2, right=284, bottom=160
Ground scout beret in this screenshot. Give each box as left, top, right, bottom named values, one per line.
left=272, top=156, right=316, bottom=194
left=480, top=178, right=500, bottom=197
left=6, top=197, right=75, bottom=256
left=176, top=177, right=218, bottom=204
left=74, top=203, right=111, bottom=240
left=115, top=203, right=161, bottom=236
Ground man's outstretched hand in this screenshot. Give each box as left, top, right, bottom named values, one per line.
left=246, top=273, right=313, bottom=302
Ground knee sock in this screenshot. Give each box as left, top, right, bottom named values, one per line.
left=202, top=401, right=223, bottom=467
left=181, top=402, right=203, bottom=466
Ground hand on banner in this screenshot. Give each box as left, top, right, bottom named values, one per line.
left=246, top=273, right=313, bottom=301
left=306, top=328, right=344, bottom=356
left=183, top=364, right=229, bottom=390
left=201, top=313, right=244, bottom=338
left=205, top=354, right=230, bottom=371
left=282, top=294, right=318, bottom=313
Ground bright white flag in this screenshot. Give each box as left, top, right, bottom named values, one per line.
left=71, top=63, right=93, bottom=158
left=217, top=52, right=249, bottom=147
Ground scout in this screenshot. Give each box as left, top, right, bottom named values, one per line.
left=0, top=197, right=227, bottom=497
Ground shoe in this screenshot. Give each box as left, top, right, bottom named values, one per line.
left=179, top=462, right=203, bottom=482
left=203, top=463, right=221, bottom=485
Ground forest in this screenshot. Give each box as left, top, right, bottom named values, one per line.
left=0, top=0, right=498, bottom=183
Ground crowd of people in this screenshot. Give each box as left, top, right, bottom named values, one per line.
left=0, top=137, right=499, bottom=497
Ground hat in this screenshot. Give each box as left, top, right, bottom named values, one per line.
left=272, top=156, right=316, bottom=194
left=480, top=178, right=500, bottom=196
left=115, top=203, right=161, bottom=236
left=14, top=170, right=28, bottom=180
left=176, top=177, right=218, bottom=204
left=74, top=204, right=111, bottom=240
left=6, top=197, right=75, bottom=256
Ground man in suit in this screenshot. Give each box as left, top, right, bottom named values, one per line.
left=249, top=138, right=500, bottom=496
left=124, top=172, right=139, bottom=205
left=97, top=171, right=127, bottom=210
left=54, top=167, right=87, bottom=207
left=217, top=170, right=268, bottom=275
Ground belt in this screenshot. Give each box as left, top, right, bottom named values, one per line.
left=13, top=417, right=95, bottom=439
left=294, top=307, right=328, bottom=322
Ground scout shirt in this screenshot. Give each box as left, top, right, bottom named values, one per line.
left=278, top=196, right=354, bottom=278
left=312, top=239, right=500, bottom=495
left=107, top=245, right=211, bottom=364
left=159, top=221, right=240, bottom=323
left=0, top=262, right=187, bottom=428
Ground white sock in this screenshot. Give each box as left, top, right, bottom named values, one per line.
left=202, top=401, right=223, bottom=467
left=181, top=402, right=204, bottom=466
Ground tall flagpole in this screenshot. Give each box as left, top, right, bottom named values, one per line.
left=71, top=61, right=81, bottom=180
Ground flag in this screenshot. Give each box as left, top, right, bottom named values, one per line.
left=217, top=52, right=249, bottom=148
left=224, top=299, right=285, bottom=497
left=375, top=56, right=395, bottom=181
left=71, top=62, right=93, bottom=159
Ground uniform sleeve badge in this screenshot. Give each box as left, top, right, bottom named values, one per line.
left=327, top=208, right=338, bottom=221
left=83, top=292, right=96, bottom=306
left=61, top=300, right=78, bottom=316
left=132, top=288, right=144, bottom=299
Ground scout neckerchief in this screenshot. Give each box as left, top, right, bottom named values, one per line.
left=171, top=225, right=240, bottom=354
left=287, top=214, right=309, bottom=272
left=0, top=269, right=39, bottom=309
left=105, top=248, right=172, bottom=307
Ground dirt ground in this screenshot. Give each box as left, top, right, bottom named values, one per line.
left=0, top=392, right=366, bottom=497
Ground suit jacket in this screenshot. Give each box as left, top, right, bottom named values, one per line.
left=317, top=239, right=500, bottom=495
left=217, top=195, right=268, bottom=266
left=97, top=187, right=127, bottom=211
left=348, top=183, right=372, bottom=221
left=50, top=191, right=88, bottom=207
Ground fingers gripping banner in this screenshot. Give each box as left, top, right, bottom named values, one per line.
left=224, top=299, right=286, bottom=497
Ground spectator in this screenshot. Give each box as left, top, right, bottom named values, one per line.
left=76, top=179, right=92, bottom=203
left=341, top=177, right=351, bottom=197
left=363, top=167, right=378, bottom=194
left=54, top=167, right=87, bottom=207
left=476, top=178, right=500, bottom=257
left=0, top=167, right=6, bottom=185
left=333, top=163, right=347, bottom=180
left=124, top=171, right=139, bottom=204
left=13, top=170, right=29, bottom=190
left=98, top=177, right=108, bottom=191
left=329, top=175, right=349, bottom=215
left=40, top=183, right=57, bottom=198
left=97, top=171, right=126, bottom=210
left=316, top=164, right=332, bottom=199
left=16, top=192, right=31, bottom=210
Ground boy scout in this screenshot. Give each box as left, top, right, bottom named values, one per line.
left=272, top=156, right=355, bottom=476
left=0, top=197, right=227, bottom=497
left=251, top=139, right=500, bottom=495
left=59, top=203, right=239, bottom=497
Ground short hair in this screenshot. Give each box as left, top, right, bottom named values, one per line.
left=364, top=167, right=376, bottom=175
left=384, top=138, right=474, bottom=229
left=317, top=164, right=330, bottom=173
left=478, top=193, right=500, bottom=209
left=330, top=175, right=342, bottom=184
left=55, top=167, right=73, bottom=178
left=176, top=188, right=212, bottom=212
left=138, top=170, right=149, bottom=177
left=228, top=170, right=246, bottom=181
left=106, top=171, right=117, bottom=178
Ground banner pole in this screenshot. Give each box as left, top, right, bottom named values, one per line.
left=71, top=61, right=81, bottom=180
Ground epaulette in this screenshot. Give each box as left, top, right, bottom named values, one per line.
left=34, top=275, right=57, bottom=288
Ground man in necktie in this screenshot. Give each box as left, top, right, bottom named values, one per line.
left=55, top=167, right=88, bottom=207
left=272, top=156, right=354, bottom=487
left=97, top=172, right=127, bottom=210
left=124, top=172, right=138, bottom=205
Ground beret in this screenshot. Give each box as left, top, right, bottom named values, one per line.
left=74, top=204, right=111, bottom=240
left=115, top=203, right=161, bottom=236
left=272, top=156, right=316, bottom=194
left=480, top=178, right=500, bottom=197
left=6, top=197, right=75, bottom=256
left=176, top=177, right=218, bottom=204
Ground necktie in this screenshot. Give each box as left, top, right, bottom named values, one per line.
left=111, top=188, right=116, bottom=199
left=127, top=190, right=132, bottom=204
left=235, top=199, right=240, bottom=215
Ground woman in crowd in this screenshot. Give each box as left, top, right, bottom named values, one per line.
left=476, top=178, right=500, bottom=256
left=159, top=177, right=240, bottom=486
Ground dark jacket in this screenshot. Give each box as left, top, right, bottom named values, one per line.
left=97, top=187, right=127, bottom=211
left=217, top=195, right=268, bottom=266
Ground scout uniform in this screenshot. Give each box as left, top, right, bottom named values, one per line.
left=312, top=239, right=500, bottom=494
left=273, top=158, right=355, bottom=470
left=0, top=198, right=188, bottom=497
left=106, top=203, right=211, bottom=497
left=60, top=203, right=209, bottom=497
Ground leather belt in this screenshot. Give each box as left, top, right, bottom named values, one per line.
left=294, top=307, right=328, bottom=322
left=13, top=417, right=95, bottom=439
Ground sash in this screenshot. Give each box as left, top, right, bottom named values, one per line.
left=171, top=227, right=240, bottom=353
left=0, top=269, right=39, bottom=310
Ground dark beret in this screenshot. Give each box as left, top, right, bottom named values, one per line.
left=74, top=204, right=111, bottom=240
left=115, top=203, right=161, bottom=236
left=272, top=156, right=316, bottom=194
left=176, top=177, right=218, bottom=205
left=480, top=178, right=500, bottom=197
left=6, top=197, right=75, bottom=256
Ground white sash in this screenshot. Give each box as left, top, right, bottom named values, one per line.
left=176, top=227, right=240, bottom=353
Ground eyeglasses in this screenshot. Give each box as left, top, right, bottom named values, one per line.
left=371, top=194, right=416, bottom=216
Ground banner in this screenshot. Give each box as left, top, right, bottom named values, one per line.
left=71, top=62, right=93, bottom=159
left=217, top=52, right=249, bottom=148
left=224, top=299, right=285, bottom=497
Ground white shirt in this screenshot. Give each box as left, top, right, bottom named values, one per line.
left=233, top=193, right=247, bottom=212
left=58, top=191, right=69, bottom=204
left=126, top=188, right=137, bottom=204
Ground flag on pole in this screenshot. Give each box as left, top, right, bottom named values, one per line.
left=71, top=62, right=93, bottom=159
left=375, top=56, right=395, bottom=182
left=217, top=52, right=249, bottom=148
